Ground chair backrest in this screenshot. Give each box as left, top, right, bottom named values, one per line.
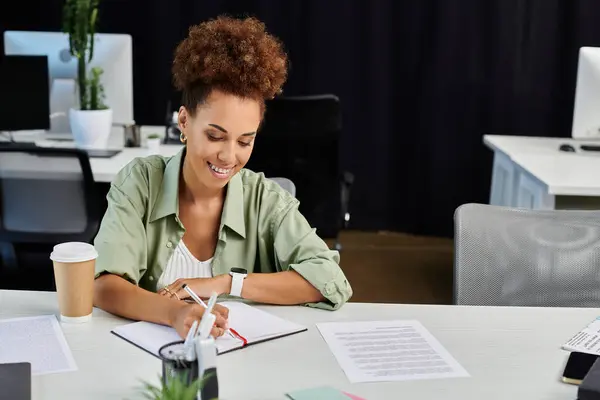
left=454, top=203, right=600, bottom=307
left=0, top=145, right=100, bottom=244
left=246, top=94, right=342, bottom=238
left=269, top=177, right=296, bottom=197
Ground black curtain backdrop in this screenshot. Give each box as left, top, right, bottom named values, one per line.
left=2, top=0, right=600, bottom=237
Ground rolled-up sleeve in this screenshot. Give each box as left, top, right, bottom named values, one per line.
left=94, top=177, right=147, bottom=286
left=272, top=201, right=353, bottom=310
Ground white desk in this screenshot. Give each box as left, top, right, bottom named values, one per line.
left=484, top=135, right=600, bottom=210
left=87, top=145, right=182, bottom=182
left=7, top=126, right=183, bottom=183
left=0, top=289, right=592, bottom=400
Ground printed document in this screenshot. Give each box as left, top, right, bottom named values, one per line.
left=0, top=315, right=77, bottom=375
left=563, top=317, right=600, bottom=355
left=316, top=320, right=469, bottom=383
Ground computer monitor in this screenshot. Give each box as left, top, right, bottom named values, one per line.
left=3, top=31, right=134, bottom=134
left=572, top=47, right=600, bottom=139
left=0, top=55, right=50, bottom=132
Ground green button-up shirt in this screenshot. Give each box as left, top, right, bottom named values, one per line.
left=93, top=147, right=352, bottom=310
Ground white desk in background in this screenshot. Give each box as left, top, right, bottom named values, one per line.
left=484, top=135, right=600, bottom=210
left=7, top=126, right=183, bottom=183
left=0, top=289, right=591, bottom=400
left=87, top=145, right=181, bottom=182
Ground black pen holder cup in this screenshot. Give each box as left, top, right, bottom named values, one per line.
left=158, top=340, right=199, bottom=389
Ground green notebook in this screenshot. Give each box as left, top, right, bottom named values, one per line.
left=286, top=386, right=352, bottom=400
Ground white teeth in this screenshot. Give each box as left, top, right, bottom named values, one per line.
left=209, top=163, right=231, bottom=174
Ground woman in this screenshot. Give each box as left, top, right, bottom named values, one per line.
left=93, top=16, right=353, bottom=339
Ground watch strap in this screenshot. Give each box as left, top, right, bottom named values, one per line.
left=229, top=273, right=245, bottom=297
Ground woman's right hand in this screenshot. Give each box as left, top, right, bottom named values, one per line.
left=169, top=302, right=229, bottom=339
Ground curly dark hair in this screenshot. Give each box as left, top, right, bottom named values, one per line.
left=172, top=15, right=289, bottom=115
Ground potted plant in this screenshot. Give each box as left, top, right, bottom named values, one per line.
left=62, top=0, right=112, bottom=149
left=138, top=373, right=217, bottom=400
left=146, top=133, right=162, bottom=154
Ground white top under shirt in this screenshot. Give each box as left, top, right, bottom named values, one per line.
left=156, top=240, right=214, bottom=290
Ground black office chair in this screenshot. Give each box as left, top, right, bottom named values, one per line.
left=0, top=146, right=101, bottom=290
left=246, top=94, right=354, bottom=250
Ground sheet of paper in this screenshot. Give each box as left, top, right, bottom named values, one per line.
left=0, top=315, right=77, bottom=375
left=563, top=317, right=600, bottom=355
left=112, top=301, right=306, bottom=356
left=316, top=320, right=469, bottom=383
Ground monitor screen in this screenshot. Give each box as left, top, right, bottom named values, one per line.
left=572, top=47, right=600, bottom=139
left=0, top=55, right=50, bottom=131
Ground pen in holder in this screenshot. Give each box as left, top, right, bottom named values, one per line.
left=158, top=340, right=200, bottom=392
left=195, top=335, right=219, bottom=400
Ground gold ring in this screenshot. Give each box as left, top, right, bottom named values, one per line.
left=164, top=287, right=172, bottom=294
left=173, top=292, right=180, bottom=300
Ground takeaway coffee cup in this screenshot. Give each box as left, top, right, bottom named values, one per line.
left=50, top=242, right=98, bottom=323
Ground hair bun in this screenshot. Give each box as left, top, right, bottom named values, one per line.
left=172, top=16, right=288, bottom=100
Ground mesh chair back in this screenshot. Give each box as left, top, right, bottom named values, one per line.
left=454, top=203, right=600, bottom=307
left=269, top=177, right=296, bottom=197
left=0, top=146, right=98, bottom=243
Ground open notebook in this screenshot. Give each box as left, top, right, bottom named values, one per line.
left=111, top=301, right=307, bottom=357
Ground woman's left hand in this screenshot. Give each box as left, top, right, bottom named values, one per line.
left=158, top=276, right=229, bottom=301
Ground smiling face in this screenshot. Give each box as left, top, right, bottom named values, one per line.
left=178, top=90, right=262, bottom=191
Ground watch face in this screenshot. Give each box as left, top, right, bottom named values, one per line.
left=230, top=267, right=247, bottom=275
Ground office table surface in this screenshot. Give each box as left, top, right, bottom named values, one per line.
left=0, top=146, right=182, bottom=183
left=484, top=134, right=600, bottom=196
left=88, top=145, right=182, bottom=182
left=509, top=152, right=600, bottom=196
left=7, top=126, right=182, bottom=183
left=483, top=134, right=600, bottom=156
left=0, top=290, right=592, bottom=400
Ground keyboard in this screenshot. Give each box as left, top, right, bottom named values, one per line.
left=580, top=145, right=600, bottom=152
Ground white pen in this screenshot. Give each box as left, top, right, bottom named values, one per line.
left=182, top=284, right=208, bottom=308
left=182, top=284, right=237, bottom=340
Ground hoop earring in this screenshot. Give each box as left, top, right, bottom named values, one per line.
left=180, top=132, right=187, bottom=143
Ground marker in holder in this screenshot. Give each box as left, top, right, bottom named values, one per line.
left=194, top=335, right=219, bottom=400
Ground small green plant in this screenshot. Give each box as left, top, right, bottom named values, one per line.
left=137, top=372, right=217, bottom=400
left=147, top=133, right=162, bottom=139
left=62, top=0, right=107, bottom=111
left=85, top=66, right=107, bottom=110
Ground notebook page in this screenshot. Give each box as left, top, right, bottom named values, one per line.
left=111, top=301, right=306, bottom=357
left=111, top=321, right=241, bottom=355
left=218, top=301, right=306, bottom=341
left=112, top=321, right=180, bottom=357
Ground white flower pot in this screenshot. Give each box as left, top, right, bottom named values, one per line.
left=69, top=108, right=113, bottom=149
left=146, top=137, right=161, bottom=154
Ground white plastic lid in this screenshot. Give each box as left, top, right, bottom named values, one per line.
left=50, top=242, right=98, bottom=263
left=60, top=313, right=92, bottom=323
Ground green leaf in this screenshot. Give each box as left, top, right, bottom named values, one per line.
left=134, top=371, right=219, bottom=400
left=88, top=7, right=97, bottom=62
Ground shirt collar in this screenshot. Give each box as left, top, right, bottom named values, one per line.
left=149, top=147, right=183, bottom=222
left=220, top=171, right=246, bottom=238
left=149, top=147, right=246, bottom=239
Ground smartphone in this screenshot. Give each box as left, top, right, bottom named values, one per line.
left=563, top=352, right=600, bottom=385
